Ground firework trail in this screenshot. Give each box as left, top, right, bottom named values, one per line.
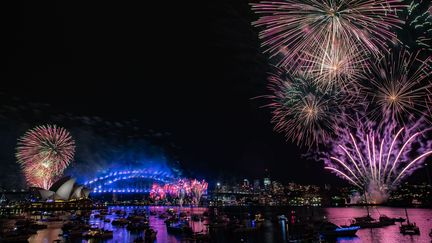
left=251, top=0, right=404, bottom=69
left=406, top=0, right=432, bottom=51
left=190, top=179, right=208, bottom=205
left=16, top=125, right=75, bottom=189
left=322, top=118, right=432, bottom=203
left=266, top=67, right=354, bottom=147
left=363, top=49, right=432, bottom=123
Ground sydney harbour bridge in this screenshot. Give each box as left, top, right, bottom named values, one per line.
left=83, top=168, right=178, bottom=195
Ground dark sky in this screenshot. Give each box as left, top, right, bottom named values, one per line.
left=2, top=1, right=431, bottom=187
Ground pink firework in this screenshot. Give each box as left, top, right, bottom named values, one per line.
left=190, top=179, right=208, bottom=205
left=251, top=0, right=404, bottom=69
left=150, top=183, right=166, bottom=200
left=322, top=118, right=432, bottom=203
left=16, top=125, right=75, bottom=189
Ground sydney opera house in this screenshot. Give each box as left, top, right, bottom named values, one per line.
left=32, top=176, right=91, bottom=201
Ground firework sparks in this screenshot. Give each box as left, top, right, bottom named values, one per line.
left=406, top=0, right=432, bottom=51
left=364, top=49, right=432, bottom=123
left=303, top=43, right=368, bottom=90
left=150, top=179, right=207, bottom=205
left=266, top=67, right=352, bottom=146
left=16, top=125, right=75, bottom=189
left=322, top=118, right=432, bottom=203
left=150, top=183, right=166, bottom=200
left=251, top=0, right=404, bottom=68
left=190, top=179, right=208, bottom=205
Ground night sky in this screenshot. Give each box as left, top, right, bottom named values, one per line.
left=2, top=1, right=431, bottom=188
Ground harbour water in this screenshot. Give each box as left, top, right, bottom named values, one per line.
left=26, top=206, right=432, bottom=243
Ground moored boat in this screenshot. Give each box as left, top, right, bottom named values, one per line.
left=82, top=229, right=113, bottom=239
left=319, top=222, right=360, bottom=238
left=145, top=228, right=157, bottom=241
left=111, top=218, right=129, bottom=226
left=167, top=221, right=193, bottom=235
left=399, top=208, right=420, bottom=235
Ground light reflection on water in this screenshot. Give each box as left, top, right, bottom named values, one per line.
left=27, top=206, right=432, bottom=243
left=324, top=207, right=432, bottom=243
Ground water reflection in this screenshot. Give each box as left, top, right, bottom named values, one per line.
left=324, top=207, right=432, bottom=243
left=26, top=206, right=432, bottom=243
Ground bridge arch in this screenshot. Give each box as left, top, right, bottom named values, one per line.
left=84, top=169, right=178, bottom=194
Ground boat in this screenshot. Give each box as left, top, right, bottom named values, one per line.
left=351, top=210, right=394, bottom=228
left=351, top=215, right=385, bottom=228
left=399, top=209, right=420, bottom=235
left=191, top=214, right=201, bottom=221
left=15, top=219, right=47, bottom=230
left=62, top=221, right=90, bottom=231
left=127, top=221, right=150, bottom=231
left=278, top=215, right=288, bottom=221
left=167, top=222, right=193, bottom=235
left=393, top=217, right=406, bottom=222
left=127, top=214, right=148, bottom=222
left=0, top=233, right=31, bottom=243
left=62, top=228, right=84, bottom=239
left=400, top=223, right=420, bottom=235
left=319, top=222, right=360, bottom=238
left=145, top=228, right=157, bottom=241
left=82, top=229, right=113, bottom=239
left=99, top=209, right=109, bottom=215
left=111, top=218, right=130, bottom=226
left=134, top=236, right=145, bottom=243
left=377, top=215, right=396, bottom=225
left=205, top=222, right=227, bottom=228
left=255, top=213, right=265, bottom=223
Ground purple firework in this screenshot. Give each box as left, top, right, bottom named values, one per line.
left=322, top=118, right=432, bottom=203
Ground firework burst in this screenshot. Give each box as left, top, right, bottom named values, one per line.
left=190, top=179, right=208, bottom=205
left=303, top=43, right=367, bottom=90
left=16, top=125, right=75, bottom=189
left=364, top=49, right=432, bottom=123
left=405, top=0, right=432, bottom=51
left=322, top=118, right=432, bottom=203
left=266, top=67, right=352, bottom=146
left=150, top=183, right=166, bottom=200
left=251, top=0, right=404, bottom=69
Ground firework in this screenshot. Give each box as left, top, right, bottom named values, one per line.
left=150, top=183, right=166, bottom=200
left=266, top=68, right=351, bottom=146
left=303, top=43, right=368, bottom=91
left=406, top=0, right=432, bottom=51
left=16, top=125, right=75, bottom=189
left=251, top=0, right=404, bottom=68
left=322, top=118, right=432, bottom=203
left=150, top=179, right=207, bottom=205
left=190, top=179, right=208, bottom=205
left=364, top=49, right=432, bottom=123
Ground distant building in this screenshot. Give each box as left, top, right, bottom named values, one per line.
left=243, top=179, right=250, bottom=187
left=253, top=179, right=260, bottom=191
left=263, top=178, right=271, bottom=190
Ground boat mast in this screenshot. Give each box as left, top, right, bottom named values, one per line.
left=404, top=208, right=410, bottom=224
left=363, top=187, right=370, bottom=216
